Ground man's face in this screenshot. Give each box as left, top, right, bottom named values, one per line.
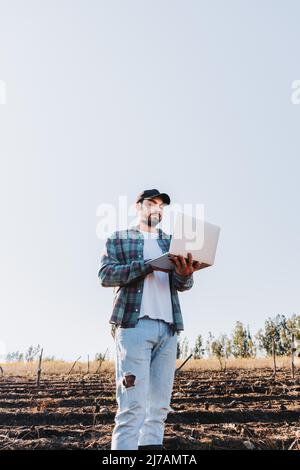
left=136, top=196, right=166, bottom=227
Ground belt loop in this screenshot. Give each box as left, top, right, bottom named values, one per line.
left=169, top=323, right=176, bottom=336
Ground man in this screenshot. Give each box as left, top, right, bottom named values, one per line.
left=98, top=189, right=202, bottom=450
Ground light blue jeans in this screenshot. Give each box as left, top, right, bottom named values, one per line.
left=111, top=317, right=178, bottom=450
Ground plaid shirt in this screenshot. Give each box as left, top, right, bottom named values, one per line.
left=98, top=225, right=194, bottom=337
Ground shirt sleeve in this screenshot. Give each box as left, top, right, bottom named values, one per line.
left=98, top=235, right=154, bottom=287
left=172, top=271, right=194, bottom=291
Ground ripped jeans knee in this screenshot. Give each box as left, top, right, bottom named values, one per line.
left=122, top=372, right=136, bottom=389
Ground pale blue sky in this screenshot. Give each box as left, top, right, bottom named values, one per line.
left=0, top=0, right=299, bottom=361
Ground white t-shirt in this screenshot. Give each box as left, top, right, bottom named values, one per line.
left=138, top=229, right=173, bottom=324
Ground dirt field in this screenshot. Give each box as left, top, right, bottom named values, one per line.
left=0, top=367, right=299, bottom=450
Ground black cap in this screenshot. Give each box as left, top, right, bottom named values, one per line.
left=136, top=188, right=171, bottom=205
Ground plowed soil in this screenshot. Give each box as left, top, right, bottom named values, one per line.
left=0, top=368, right=299, bottom=450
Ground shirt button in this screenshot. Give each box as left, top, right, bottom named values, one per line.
left=139, top=255, right=142, bottom=257
left=136, top=309, right=138, bottom=312
left=138, top=290, right=141, bottom=293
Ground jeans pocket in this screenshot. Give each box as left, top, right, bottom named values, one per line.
left=117, top=326, right=141, bottom=353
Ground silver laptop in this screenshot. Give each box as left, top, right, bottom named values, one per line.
left=145, top=212, right=221, bottom=271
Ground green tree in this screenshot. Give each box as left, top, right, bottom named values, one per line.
left=25, top=344, right=41, bottom=362
left=95, top=352, right=107, bottom=361
left=192, top=335, right=204, bottom=359
left=177, top=336, right=189, bottom=359
left=206, top=332, right=231, bottom=370
left=255, top=314, right=299, bottom=356
left=43, top=356, right=56, bottom=361
left=5, top=351, right=24, bottom=362
left=231, top=322, right=255, bottom=358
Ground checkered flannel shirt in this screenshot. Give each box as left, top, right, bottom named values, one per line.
left=98, top=225, right=194, bottom=338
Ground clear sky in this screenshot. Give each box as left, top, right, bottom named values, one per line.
left=1, top=0, right=299, bottom=361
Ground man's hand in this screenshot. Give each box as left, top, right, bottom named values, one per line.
left=169, top=253, right=203, bottom=276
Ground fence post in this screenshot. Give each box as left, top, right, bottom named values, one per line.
left=175, top=353, right=193, bottom=375
left=67, top=356, right=81, bottom=375
left=36, top=348, right=43, bottom=386
left=272, top=338, right=276, bottom=378
left=291, top=333, right=295, bottom=379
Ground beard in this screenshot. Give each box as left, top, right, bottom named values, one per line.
left=146, top=213, right=161, bottom=226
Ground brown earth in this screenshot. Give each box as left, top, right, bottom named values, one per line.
left=0, top=368, right=299, bottom=450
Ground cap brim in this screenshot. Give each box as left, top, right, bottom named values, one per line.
left=143, top=193, right=170, bottom=205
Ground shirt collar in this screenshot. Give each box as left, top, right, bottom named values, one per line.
left=130, top=224, right=169, bottom=240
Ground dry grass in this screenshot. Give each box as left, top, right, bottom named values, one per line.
left=0, top=360, right=115, bottom=377
left=184, top=356, right=300, bottom=371
left=0, top=356, right=299, bottom=376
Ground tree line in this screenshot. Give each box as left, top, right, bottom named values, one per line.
left=3, top=314, right=299, bottom=365
left=177, top=314, right=300, bottom=366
